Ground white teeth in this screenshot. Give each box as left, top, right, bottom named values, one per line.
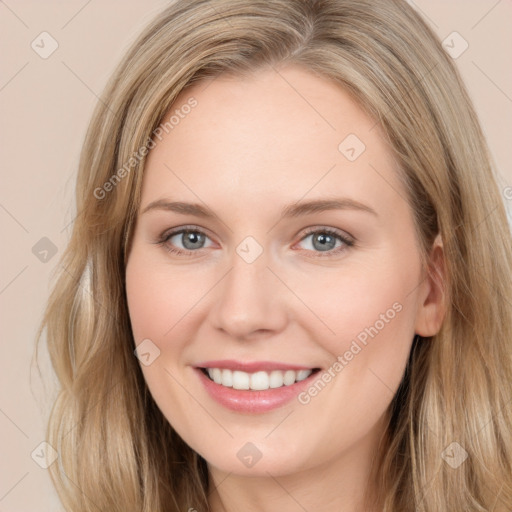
left=269, top=370, right=284, bottom=388
left=204, top=368, right=314, bottom=390
left=212, top=368, right=222, bottom=384
left=221, top=369, right=233, bottom=387
left=232, top=370, right=250, bottom=390
left=283, top=370, right=296, bottom=386
left=296, top=369, right=311, bottom=382
left=250, top=371, right=269, bottom=390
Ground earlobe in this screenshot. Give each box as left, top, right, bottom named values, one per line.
left=415, top=233, right=447, bottom=337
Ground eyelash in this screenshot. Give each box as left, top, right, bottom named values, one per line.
left=155, top=225, right=355, bottom=258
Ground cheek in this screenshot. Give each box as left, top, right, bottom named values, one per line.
left=125, top=253, right=202, bottom=349
left=126, top=273, right=170, bottom=345
left=302, top=258, right=417, bottom=342
left=283, top=259, right=418, bottom=457
left=125, top=253, right=206, bottom=435
left=298, top=252, right=419, bottom=395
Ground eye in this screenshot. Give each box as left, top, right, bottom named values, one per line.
left=156, top=225, right=354, bottom=258
left=295, top=227, right=354, bottom=257
left=156, top=226, right=214, bottom=255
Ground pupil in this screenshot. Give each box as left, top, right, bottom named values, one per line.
left=183, top=231, right=204, bottom=249
left=313, top=233, right=335, bottom=251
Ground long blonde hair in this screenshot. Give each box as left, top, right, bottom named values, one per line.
left=36, top=0, right=512, bottom=510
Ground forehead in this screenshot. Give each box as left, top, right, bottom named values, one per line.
left=140, top=64, right=405, bottom=220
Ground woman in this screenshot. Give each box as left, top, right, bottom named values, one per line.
left=37, top=0, right=512, bottom=510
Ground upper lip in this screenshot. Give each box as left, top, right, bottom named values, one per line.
left=194, top=360, right=317, bottom=372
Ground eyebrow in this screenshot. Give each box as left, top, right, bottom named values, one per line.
left=141, top=197, right=378, bottom=218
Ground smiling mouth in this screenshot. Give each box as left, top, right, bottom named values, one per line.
left=199, top=367, right=321, bottom=391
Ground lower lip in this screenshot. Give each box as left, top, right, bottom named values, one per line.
left=195, top=368, right=318, bottom=413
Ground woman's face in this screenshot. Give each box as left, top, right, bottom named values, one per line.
left=125, top=65, right=443, bottom=478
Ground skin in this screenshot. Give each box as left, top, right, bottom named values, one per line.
left=125, top=64, right=445, bottom=512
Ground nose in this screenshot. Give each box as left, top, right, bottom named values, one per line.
left=209, top=248, right=289, bottom=340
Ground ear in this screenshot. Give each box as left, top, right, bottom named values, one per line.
left=414, top=233, right=447, bottom=337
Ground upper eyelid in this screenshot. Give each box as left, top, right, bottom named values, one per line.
left=161, top=225, right=215, bottom=243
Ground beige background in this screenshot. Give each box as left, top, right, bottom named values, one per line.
left=1, top=1, right=511, bottom=510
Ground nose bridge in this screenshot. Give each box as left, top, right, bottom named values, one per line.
left=210, top=240, right=287, bottom=338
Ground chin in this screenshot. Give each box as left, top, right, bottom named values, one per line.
left=198, top=439, right=315, bottom=478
